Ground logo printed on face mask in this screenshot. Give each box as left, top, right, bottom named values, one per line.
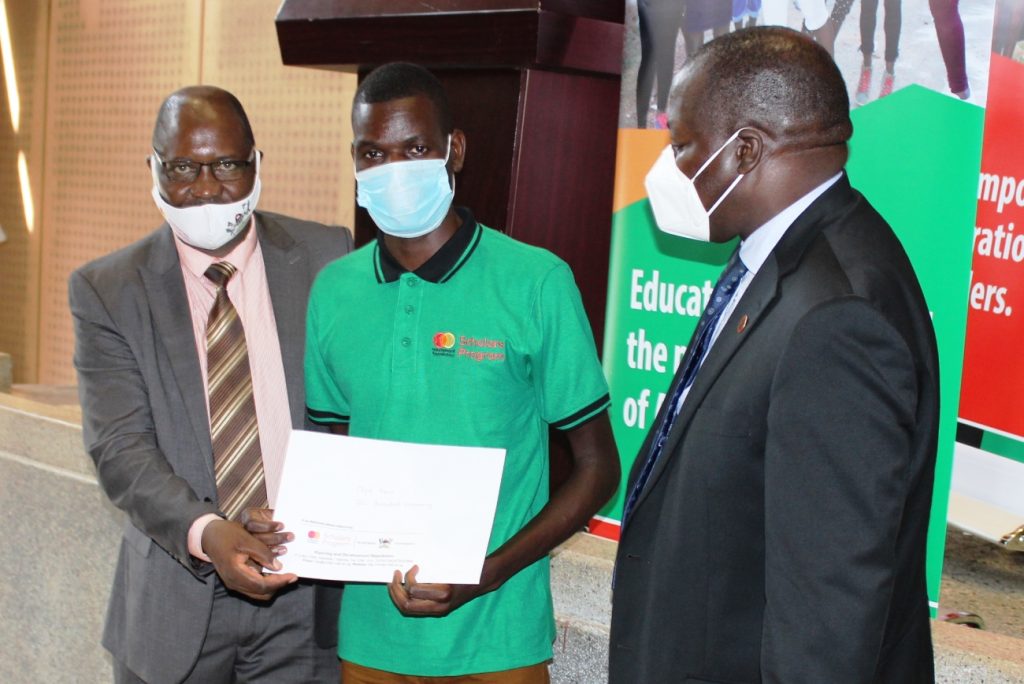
left=644, top=130, right=745, bottom=242
left=356, top=135, right=455, bottom=239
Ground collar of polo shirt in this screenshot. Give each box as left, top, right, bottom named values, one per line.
left=374, top=206, right=482, bottom=285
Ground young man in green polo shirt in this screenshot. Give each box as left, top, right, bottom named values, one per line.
left=305, top=63, right=620, bottom=682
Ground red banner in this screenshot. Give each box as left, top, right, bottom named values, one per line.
left=960, top=54, right=1024, bottom=437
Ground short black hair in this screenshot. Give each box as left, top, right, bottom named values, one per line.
left=353, top=62, right=453, bottom=135
left=684, top=27, right=852, bottom=150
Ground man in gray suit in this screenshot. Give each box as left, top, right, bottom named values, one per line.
left=70, top=86, right=350, bottom=683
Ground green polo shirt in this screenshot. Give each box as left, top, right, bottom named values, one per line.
left=305, top=208, right=610, bottom=676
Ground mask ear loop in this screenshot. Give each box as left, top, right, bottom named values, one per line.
left=693, top=128, right=746, bottom=216
left=442, top=133, right=456, bottom=198
left=149, top=150, right=162, bottom=186
left=707, top=173, right=744, bottom=215
left=692, top=128, right=744, bottom=180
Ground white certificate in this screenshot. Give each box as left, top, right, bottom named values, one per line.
left=272, top=430, right=506, bottom=584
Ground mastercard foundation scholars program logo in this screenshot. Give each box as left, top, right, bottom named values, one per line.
left=433, top=332, right=456, bottom=349
left=432, top=331, right=506, bottom=362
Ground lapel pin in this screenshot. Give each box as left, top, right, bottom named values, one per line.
left=737, top=314, right=748, bottom=334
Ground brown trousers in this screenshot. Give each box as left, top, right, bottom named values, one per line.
left=341, top=660, right=551, bottom=684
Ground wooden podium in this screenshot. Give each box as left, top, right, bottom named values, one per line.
left=276, top=1, right=624, bottom=484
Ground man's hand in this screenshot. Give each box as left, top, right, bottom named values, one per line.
left=241, top=507, right=294, bottom=556
left=201, top=518, right=297, bottom=601
left=383, top=415, right=619, bottom=618
left=387, top=565, right=483, bottom=617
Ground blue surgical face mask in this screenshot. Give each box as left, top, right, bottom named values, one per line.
left=355, top=136, right=455, bottom=239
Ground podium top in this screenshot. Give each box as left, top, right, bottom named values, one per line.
left=275, top=0, right=624, bottom=76
left=277, top=1, right=623, bottom=23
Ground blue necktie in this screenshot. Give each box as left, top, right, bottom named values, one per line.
left=621, top=251, right=748, bottom=528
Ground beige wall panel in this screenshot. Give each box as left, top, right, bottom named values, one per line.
left=201, top=0, right=355, bottom=229
left=37, top=0, right=202, bottom=384
left=0, top=0, right=49, bottom=383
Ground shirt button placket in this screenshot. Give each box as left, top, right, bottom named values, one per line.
left=395, top=274, right=422, bottom=373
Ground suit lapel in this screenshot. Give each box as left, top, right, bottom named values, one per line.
left=632, top=260, right=781, bottom=513
left=678, top=257, right=780, bottom=420
left=256, top=213, right=306, bottom=428
left=139, top=226, right=214, bottom=480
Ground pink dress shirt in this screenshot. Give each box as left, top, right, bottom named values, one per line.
left=174, top=218, right=293, bottom=560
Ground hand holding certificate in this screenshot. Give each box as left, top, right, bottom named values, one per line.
left=271, top=430, right=505, bottom=584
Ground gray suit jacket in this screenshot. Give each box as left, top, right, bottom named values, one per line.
left=70, top=212, right=352, bottom=684
left=610, top=176, right=939, bottom=683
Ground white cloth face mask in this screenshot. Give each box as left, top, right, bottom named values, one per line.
left=644, top=129, right=744, bottom=241
left=150, top=151, right=261, bottom=251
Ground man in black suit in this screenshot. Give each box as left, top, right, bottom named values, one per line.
left=70, top=86, right=350, bottom=683
left=609, top=27, right=939, bottom=683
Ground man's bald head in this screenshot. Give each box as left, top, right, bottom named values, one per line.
left=152, top=85, right=254, bottom=152
left=677, top=27, right=852, bottom=151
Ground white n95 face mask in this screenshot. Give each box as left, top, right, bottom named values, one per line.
left=644, top=130, right=744, bottom=241
left=150, top=152, right=261, bottom=251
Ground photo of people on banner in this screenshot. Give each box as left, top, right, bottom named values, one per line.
left=626, top=0, right=995, bottom=129
left=992, top=0, right=1024, bottom=59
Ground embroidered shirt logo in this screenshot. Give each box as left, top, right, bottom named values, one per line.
left=431, top=332, right=506, bottom=362
left=432, top=332, right=457, bottom=357
left=433, top=332, right=456, bottom=349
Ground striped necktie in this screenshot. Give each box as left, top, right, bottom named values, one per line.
left=205, top=261, right=267, bottom=520
left=621, top=250, right=748, bottom=528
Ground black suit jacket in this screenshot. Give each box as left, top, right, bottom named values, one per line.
left=610, top=176, right=939, bottom=684
left=70, top=212, right=352, bottom=684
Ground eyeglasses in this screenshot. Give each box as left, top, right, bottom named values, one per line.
left=151, top=149, right=257, bottom=183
